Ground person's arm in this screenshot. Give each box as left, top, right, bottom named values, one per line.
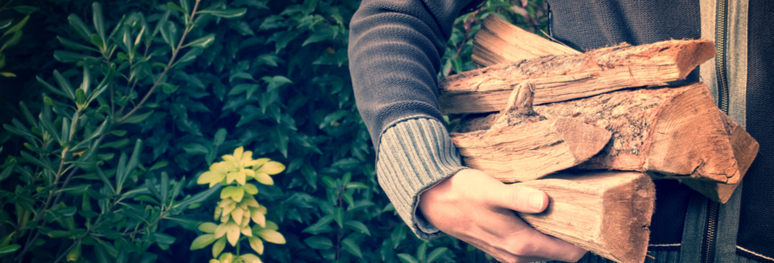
left=348, top=0, right=586, bottom=261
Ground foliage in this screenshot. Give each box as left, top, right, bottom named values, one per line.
left=0, top=0, right=38, bottom=78
left=190, top=146, right=286, bottom=263
left=0, top=1, right=245, bottom=262
left=0, top=0, right=545, bottom=262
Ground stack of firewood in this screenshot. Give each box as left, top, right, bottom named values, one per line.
left=443, top=16, right=759, bottom=263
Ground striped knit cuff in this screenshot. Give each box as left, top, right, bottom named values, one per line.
left=376, top=117, right=467, bottom=240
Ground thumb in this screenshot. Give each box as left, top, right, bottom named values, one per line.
left=485, top=182, right=549, bottom=213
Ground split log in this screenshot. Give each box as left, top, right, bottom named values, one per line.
left=472, top=16, right=581, bottom=67
left=438, top=39, right=716, bottom=114
left=451, top=82, right=611, bottom=182
left=453, top=83, right=743, bottom=186
left=655, top=110, right=759, bottom=203
left=513, top=171, right=656, bottom=263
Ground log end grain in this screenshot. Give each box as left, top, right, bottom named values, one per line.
left=646, top=83, right=740, bottom=184
left=516, top=172, right=655, bottom=263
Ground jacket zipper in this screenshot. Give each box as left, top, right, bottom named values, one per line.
left=701, top=1, right=729, bottom=262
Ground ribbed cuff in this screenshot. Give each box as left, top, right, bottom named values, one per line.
left=376, top=117, right=467, bottom=240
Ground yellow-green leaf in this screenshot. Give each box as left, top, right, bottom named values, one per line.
left=250, top=208, right=266, bottom=228
left=226, top=222, right=241, bottom=246
left=212, top=236, right=226, bottom=258
left=239, top=253, right=263, bottom=263
left=253, top=173, right=274, bottom=185
left=190, top=234, right=216, bottom=250
left=255, top=161, right=285, bottom=175
left=241, top=224, right=252, bottom=237
left=197, top=171, right=226, bottom=187
left=232, top=207, right=244, bottom=225
left=255, top=229, right=285, bottom=244
left=198, top=222, right=218, bottom=233
left=242, top=183, right=258, bottom=195
left=1, top=72, right=17, bottom=78
left=248, top=236, right=264, bottom=255
left=243, top=196, right=260, bottom=208
left=214, top=223, right=228, bottom=239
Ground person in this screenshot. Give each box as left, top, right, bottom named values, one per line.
left=348, top=0, right=774, bottom=262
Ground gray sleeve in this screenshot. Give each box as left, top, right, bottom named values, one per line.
left=376, top=117, right=467, bottom=239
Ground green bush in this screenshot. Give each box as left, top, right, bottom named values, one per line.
left=0, top=0, right=546, bottom=262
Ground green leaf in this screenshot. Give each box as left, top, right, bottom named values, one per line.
left=57, top=36, right=99, bottom=52
left=302, top=29, right=334, bottom=46
left=179, top=0, right=191, bottom=13
left=182, top=143, right=208, bottom=155
left=197, top=8, right=247, bottom=19
left=0, top=244, right=21, bottom=256
left=344, top=221, right=371, bottom=236
left=92, top=2, right=106, bottom=44
left=302, top=215, right=333, bottom=235
left=272, top=126, right=288, bottom=158
left=167, top=2, right=187, bottom=13
left=256, top=53, right=281, bottom=67
left=174, top=184, right=221, bottom=210
left=397, top=254, right=419, bottom=263
left=261, top=76, right=293, bottom=92
left=95, top=166, right=116, bottom=195
left=53, top=70, right=75, bottom=99
left=161, top=83, right=178, bottom=94
left=427, top=247, right=448, bottom=263
left=67, top=14, right=93, bottom=41
left=247, top=236, right=264, bottom=255
left=0, top=72, right=14, bottom=78
left=121, top=110, right=154, bottom=124
left=38, top=113, right=62, bottom=144
left=115, top=153, right=128, bottom=193
left=59, top=184, right=91, bottom=195
left=153, top=232, right=176, bottom=245
left=342, top=238, right=362, bottom=258
left=160, top=172, right=169, bottom=205
left=148, top=160, right=168, bottom=171
left=333, top=207, right=344, bottom=228
left=11, top=6, right=38, bottom=15
left=1, top=16, right=28, bottom=38
left=2, top=30, right=22, bottom=50
left=212, top=236, right=226, bottom=258
left=145, top=179, right=162, bottom=201
left=198, top=222, right=218, bottom=233
left=0, top=19, right=11, bottom=31
left=153, top=10, right=171, bottom=37
left=176, top=47, right=202, bottom=65
left=391, top=224, right=407, bottom=249
left=303, top=236, right=332, bottom=250
left=214, top=128, right=227, bottom=146
left=183, top=33, right=216, bottom=49
left=53, top=50, right=97, bottom=63
left=255, top=229, right=285, bottom=244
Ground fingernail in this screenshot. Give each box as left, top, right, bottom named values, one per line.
left=529, top=192, right=545, bottom=211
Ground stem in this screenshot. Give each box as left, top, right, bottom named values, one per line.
left=117, top=0, right=201, bottom=124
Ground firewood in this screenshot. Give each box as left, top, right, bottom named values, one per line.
left=451, top=82, right=611, bottom=182
left=657, top=110, right=759, bottom=203
left=472, top=16, right=581, bottom=67
left=513, top=171, right=656, bottom=263
left=453, top=83, right=743, bottom=187
left=438, top=39, right=716, bottom=114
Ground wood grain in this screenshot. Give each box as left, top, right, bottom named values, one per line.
left=514, top=171, right=655, bottom=263
left=439, top=39, right=716, bottom=114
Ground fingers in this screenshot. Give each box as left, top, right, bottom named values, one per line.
left=484, top=180, right=549, bottom=214
left=515, top=230, right=588, bottom=262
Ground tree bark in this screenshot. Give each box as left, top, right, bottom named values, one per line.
left=513, top=171, right=656, bottom=263
left=439, top=39, right=716, bottom=114
left=453, top=84, right=744, bottom=187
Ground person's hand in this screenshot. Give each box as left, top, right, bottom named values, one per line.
left=419, top=169, right=587, bottom=263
